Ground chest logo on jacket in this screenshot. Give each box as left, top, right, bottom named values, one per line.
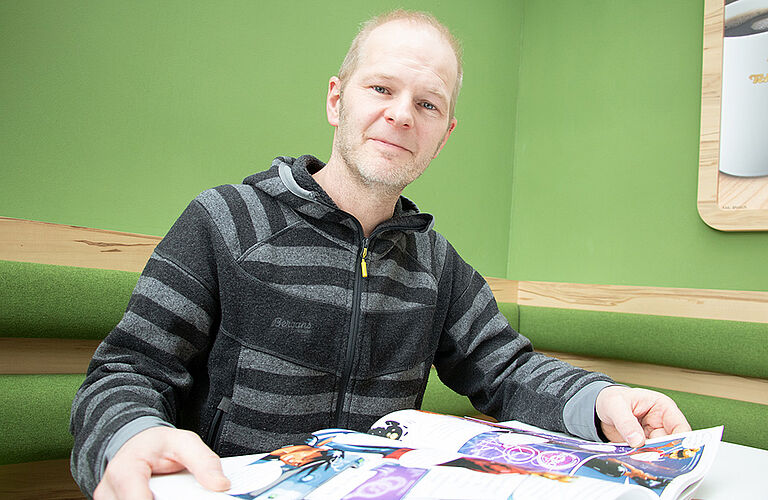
left=270, top=317, right=313, bottom=333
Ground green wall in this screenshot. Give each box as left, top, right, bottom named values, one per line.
left=509, top=0, right=768, bottom=292
left=0, top=0, right=521, bottom=278
left=3, top=1, right=766, bottom=292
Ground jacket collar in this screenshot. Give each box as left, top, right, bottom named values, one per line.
left=244, top=155, right=435, bottom=238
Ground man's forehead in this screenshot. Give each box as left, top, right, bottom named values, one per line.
left=355, top=20, right=458, bottom=89
left=363, top=20, right=454, bottom=60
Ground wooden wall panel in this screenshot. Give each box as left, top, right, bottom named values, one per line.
left=540, top=350, right=768, bottom=406
left=485, top=277, right=519, bottom=304
left=0, top=217, right=159, bottom=272
left=515, top=280, right=768, bottom=324
left=0, top=338, right=99, bottom=374
left=0, top=459, right=84, bottom=499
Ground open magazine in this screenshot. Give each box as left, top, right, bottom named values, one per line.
left=150, top=409, right=722, bottom=500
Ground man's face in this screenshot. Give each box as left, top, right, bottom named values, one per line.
left=327, top=21, right=458, bottom=193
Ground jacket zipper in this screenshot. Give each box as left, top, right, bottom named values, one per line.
left=360, top=246, right=368, bottom=278
left=331, top=224, right=422, bottom=427
left=206, top=396, right=231, bottom=450
left=333, top=235, right=368, bottom=427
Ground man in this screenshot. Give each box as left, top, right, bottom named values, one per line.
left=70, top=10, right=690, bottom=500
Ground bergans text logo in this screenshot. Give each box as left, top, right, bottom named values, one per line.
left=270, top=317, right=312, bottom=332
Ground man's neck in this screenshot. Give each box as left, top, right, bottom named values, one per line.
left=312, top=157, right=401, bottom=238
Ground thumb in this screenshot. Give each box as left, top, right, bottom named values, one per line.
left=606, top=405, right=645, bottom=447
left=596, top=388, right=645, bottom=448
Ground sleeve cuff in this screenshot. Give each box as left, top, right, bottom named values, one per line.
left=99, top=416, right=175, bottom=481
left=562, top=380, right=614, bottom=442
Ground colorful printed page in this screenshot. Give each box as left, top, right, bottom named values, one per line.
left=150, top=428, right=652, bottom=500
left=368, top=410, right=723, bottom=500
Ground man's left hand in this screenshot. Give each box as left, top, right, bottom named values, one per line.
left=595, top=385, right=691, bottom=447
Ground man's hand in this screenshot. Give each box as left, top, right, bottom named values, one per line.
left=595, top=386, right=691, bottom=448
left=93, top=426, right=230, bottom=500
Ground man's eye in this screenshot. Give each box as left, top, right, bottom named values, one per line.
left=420, top=102, right=437, bottom=110
left=372, top=86, right=388, bottom=94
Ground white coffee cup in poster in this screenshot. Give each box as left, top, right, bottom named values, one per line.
left=719, top=0, right=768, bottom=177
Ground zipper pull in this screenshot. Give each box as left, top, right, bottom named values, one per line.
left=361, top=246, right=368, bottom=278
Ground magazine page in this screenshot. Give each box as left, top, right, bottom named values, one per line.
left=369, top=410, right=723, bottom=500
left=150, top=428, right=652, bottom=500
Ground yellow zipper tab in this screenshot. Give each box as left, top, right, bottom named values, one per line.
left=361, top=247, right=368, bottom=278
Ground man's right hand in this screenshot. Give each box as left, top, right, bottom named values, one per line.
left=93, top=426, right=231, bottom=500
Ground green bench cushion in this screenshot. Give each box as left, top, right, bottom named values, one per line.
left=0, top=374, right=84, bottom=465
left=0, top=260, right=138, bottom=340
left=512, top=304, right=768, bottom=379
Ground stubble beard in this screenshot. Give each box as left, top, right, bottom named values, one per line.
left=335, top=101, right=441, bottom=196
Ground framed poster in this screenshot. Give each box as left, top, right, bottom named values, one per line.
left=698, top=0, right=768, bottom=230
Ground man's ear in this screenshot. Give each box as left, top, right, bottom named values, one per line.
left=327, top=76, right=342, bottom=127
left=433, top=117, right=458, bottom=158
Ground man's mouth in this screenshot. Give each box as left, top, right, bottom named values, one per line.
left=370, top=138, right=411, bottom=153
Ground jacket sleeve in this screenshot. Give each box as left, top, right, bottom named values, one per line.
left=432, top=243, right=613, bottom=435
left=69, top=198, right=222, bottom=496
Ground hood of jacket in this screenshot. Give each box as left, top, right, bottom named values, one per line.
left=242, top=155, right=435, bottom=240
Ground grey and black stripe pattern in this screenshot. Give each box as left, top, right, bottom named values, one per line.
left=70, top=155, right=611, bottom=496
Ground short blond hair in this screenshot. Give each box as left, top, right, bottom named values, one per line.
left=337, top=10, right=464, bottom=119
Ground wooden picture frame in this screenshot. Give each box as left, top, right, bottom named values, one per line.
left=698, top=0, right=768, bottom=231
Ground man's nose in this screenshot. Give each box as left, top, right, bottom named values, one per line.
left=384, top=96, right=413, bottom=128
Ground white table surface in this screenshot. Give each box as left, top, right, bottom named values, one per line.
left=691, top=441, right=768, bottom=499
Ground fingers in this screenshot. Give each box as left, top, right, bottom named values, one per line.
left=661, top=401, right=691, bottom=435
left=94, top=427, right=230, bottom=500
left=169, top=430, right=231, bottom=491
left=639, top=391, right=691, bottom=437
left=596, top=386, right=691, bottom=448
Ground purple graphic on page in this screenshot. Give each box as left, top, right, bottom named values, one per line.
left=534, top=451, right=580, bottom=470
left=459, top=434, right=540, bottom=464
left=342, top=464, right=427, bottom=500
left=498, top=445, right=538, bottom=464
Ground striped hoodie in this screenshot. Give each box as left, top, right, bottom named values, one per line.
left=70, top=155, right=612, bottom=495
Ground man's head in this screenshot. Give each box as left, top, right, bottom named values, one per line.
left=338, top=10, right=463, bottom=120
left=326, top=11, right=461, bottom=195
